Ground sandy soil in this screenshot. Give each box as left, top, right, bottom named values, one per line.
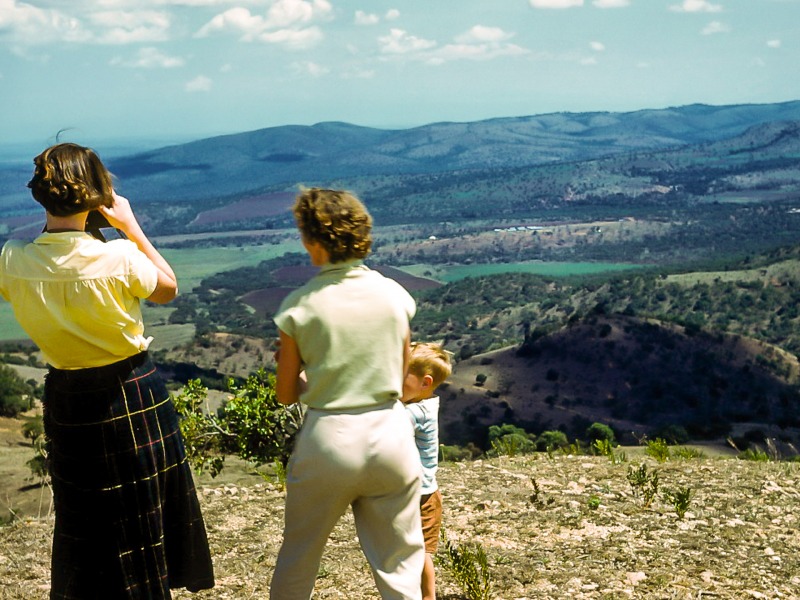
left=1, top=452, right=798, bottom=599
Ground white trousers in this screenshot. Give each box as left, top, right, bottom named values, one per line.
left=270, top=401, right=425, bottom=600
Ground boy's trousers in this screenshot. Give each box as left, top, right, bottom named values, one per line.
left=270, top=400, right=425, bottom=600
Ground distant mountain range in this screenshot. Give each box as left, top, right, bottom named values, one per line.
left=106, top=100, right=800, bottom=203
left=1, top=100, right=798, bottom=208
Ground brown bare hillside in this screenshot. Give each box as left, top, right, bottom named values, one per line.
left=441, top=314, right=800, bottom=448
left=1, top=453, right=798, bottom=599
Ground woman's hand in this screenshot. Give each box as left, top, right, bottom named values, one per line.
left=97, top=192, right=138, bottom=234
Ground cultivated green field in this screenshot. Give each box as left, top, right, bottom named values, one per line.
left=398, top=261, right=645, bottom=283
left=161, top=241, right=303, bottom=291
left=0, top=303, right=26, bottom=341
left=666, top=258, right=800, bottom=286
left=0, top=257, right=651, bottom=343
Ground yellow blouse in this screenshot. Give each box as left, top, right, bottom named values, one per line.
left=0, top=231, right=158, bottom=369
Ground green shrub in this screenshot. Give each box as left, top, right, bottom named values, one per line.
left=0, top=364, right=34, bottom=417
left=21, top=416, right=44, bottom=442
left=586, top=422, right=617, bottom=446
left=738, top=447, right=770, bottom=462
left=173, top=379, right=225, bottom=476
left=173, top=369, right=304, bottom=477
left=535, top=430, right=568, bottom=452
left=440, top=530, right=493, bottom=600
left=487, top=423, right=526, bottom=443
left=627, top=464, right=659, bottom=508
left=441, top=443, right=483, bottom=462
left=645, top=438, right=671, bottom=462
left=663, top=486, right=692, bottom=519
left=490, top=433, right=535, bottom=457
left=671, top=446, right=705, bottom=459
left=220, top=370, right=304, bottom=468
left=559, top=439, right=586, bottom=456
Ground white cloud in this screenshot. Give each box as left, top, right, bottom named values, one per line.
left=385, top=9, right=400, bottom=20
left=291, top=60, right=328, bottom=76
left=0, top=0, right=91, bottom=45
left=455, top=25, right=512, bottom=44
left=592, top=0, right=630, bottom=7
left=264, top=0, right=331, bottom=29
left=378, top=28, right=436, bottom=54
left=259, top=26, right=322, bottom=49
left=90, top=10, right=171, bottom=44
left=379, top=25, right=526, bottom=65
left=0, top=1, right=176, bottom=45
left=590, top=41, right=605, bottom=51
left=580, top=56, right=597, bottom=65
left=195, top=7, right=265, bottom=39
left=766, top=39, right=781, bottom=48
left=110, top=46, right=185, bottom=67
left=153, top=0, right=252, bottom=5
left=195, top=0, right=329, bottom=48
left=185, top=74, right=212, bottom=92
left=424, top=42, right=528, bottom=66
left=354, top=10, right=379, bottom=25
left=701, top=20, right=729, bottom=35
left=669, top=0, right=723, bottom=13
left=88, top=9, right=168, bottom=29
left=529, top=0, right=584, bottom=8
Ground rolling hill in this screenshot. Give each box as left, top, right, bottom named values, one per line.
left=442, top=313, right=800, bottom=447
left=2, top=100, right=800, bottom=217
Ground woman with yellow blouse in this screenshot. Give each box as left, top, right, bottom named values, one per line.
left=0, top=143, right=214, bottom=599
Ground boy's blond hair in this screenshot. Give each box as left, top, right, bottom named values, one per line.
left=408, top=342, right=452, bottom=389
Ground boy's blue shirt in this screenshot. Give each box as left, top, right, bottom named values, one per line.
left=405, top=395, right=440, bottom=494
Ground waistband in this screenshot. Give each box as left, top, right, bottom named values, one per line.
left=305, top=399, right=400, bottom=416
left=47, top=351, right=150, bottom=380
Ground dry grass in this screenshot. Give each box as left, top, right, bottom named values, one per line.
left=1, top=453, right=799, bottom=599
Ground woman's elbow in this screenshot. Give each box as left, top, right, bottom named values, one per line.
left=147, top=282, right=178, bottom=304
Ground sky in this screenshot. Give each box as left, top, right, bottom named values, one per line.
left=1, top=0, right=799, bottom=150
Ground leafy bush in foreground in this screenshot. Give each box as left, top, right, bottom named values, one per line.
left=173, top=369, right=304, bottom=478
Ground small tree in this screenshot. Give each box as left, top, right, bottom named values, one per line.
left=0, top=364, right=34, bottom=417
left=586, top=422, right=617, bottom=447
left=535, top=430, right=568, bottom=452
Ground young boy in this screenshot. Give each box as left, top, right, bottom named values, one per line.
left=402, top=342, right=453, bottom=600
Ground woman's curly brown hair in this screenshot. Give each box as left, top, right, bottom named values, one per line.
left=27, top=143, right=114, bottom=217
left=293, top=188, right=373, bottom=263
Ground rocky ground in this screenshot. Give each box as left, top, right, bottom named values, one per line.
left=1, top=452, right=799, bottom=599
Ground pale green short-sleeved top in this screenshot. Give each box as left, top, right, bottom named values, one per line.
left=274, top=259, right=416, bottom=410
left=0, top=231, right=158, bottom=369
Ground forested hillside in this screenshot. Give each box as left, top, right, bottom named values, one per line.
left=151, top=241, right=800, bottom=450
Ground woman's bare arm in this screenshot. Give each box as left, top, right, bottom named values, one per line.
left=275, top=330, right=304, bottom=405
left=98, top=193, right=178, bottom=304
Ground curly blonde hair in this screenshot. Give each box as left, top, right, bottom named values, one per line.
left=27, top=143, right=114, bottom=217
left=293, top=188, right=372, bottom=263
left=408, top=342, right=452, bottom=389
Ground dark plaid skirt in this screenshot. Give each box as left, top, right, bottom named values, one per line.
left=43, top=352, right=214, bottom=599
